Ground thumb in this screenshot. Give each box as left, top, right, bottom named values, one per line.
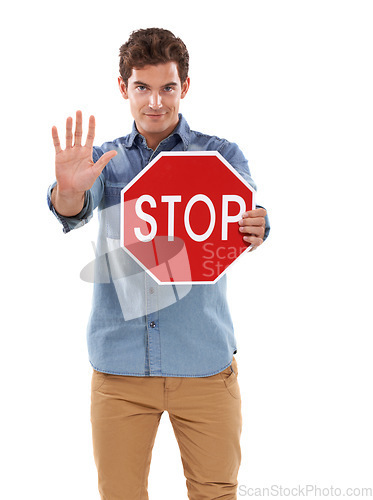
left=93, top=150, right=118, bottom=175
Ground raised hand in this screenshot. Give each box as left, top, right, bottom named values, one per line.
left=51, top=110, right=117, bottom=216
left=52, top=110, right=117, bottom=195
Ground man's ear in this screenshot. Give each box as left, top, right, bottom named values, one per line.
left=118, top=77, right=128, bottom=99
left=181, top=76, right=190, bottom=99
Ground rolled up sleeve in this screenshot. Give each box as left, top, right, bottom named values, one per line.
left=46, top=182, right=96, bottom=234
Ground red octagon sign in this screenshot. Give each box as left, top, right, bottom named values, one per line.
left=120, top=152, right=255, bottom=284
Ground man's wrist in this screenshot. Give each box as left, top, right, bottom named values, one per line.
left=51, top=185, right=85, bottom=217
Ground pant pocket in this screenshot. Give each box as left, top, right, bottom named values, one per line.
left=91, top=369, right=108, bottom=392
left=219, top=358, right=241, bottom=400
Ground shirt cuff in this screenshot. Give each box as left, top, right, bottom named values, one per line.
left=256, top=204, right=270, bottom=242
left=47, top=182, right=94, bottom=234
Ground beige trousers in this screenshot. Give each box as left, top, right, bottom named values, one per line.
left=90, top=356, right=242, bottom=500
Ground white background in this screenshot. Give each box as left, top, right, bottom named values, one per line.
left=1, top=0, right=372, bottom=498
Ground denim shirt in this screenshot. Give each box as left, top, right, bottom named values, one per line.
left=47, top=114, right=270, bottom=377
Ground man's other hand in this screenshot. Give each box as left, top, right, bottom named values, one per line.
left=238, top=207, right=267, bottom=251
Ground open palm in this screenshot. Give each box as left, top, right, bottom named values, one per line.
left=52, top=110, right=117, bottom=195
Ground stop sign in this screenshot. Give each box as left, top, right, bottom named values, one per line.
left=120, top=151, right=255, bottom=284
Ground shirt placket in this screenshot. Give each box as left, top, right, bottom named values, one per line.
left=140, top=135, right=182, bottom=375
left=141, top=141, right=165, bottom=376
left=145, top=273, right=161, bottom=376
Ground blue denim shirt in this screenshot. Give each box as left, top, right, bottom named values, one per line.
left=47, top=114, right=270, bottom=377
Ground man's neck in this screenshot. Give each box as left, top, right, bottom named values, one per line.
left=145, top=135, right=163, bottom=151
left=137, top=119, right=180, bottom=151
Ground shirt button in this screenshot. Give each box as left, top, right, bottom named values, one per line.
left=149, top=287, right=154, bottom=294
left=150, top=321, right=156, bottom=328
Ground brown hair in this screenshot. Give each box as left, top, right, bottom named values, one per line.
left=119, top=28, right=189, bottom=87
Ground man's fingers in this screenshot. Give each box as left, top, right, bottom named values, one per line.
left=54, top=111, right=95, bottom=152
left=52, top=126, right=62, bottom=154
left=242, top=208, right=267, bottom=218
left=243, top=235, right=263, bottom=247
left=85, top=115, right=96, bottom=148
left=239, top=216, right=265, bottom=227
left=74, top=110, right=83, bottom=146
left=239, top=224, right=265, bottom=238
left=66, top=116, right=73, bottom=149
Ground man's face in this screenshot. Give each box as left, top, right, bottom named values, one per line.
left=118, top=61, right=190, bottom=149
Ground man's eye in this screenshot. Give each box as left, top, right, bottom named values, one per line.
left=136, top=86, right=148, bottom=91
left=163, top=86, right=174, bottom=92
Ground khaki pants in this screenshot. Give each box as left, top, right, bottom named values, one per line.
left=90, top=356, right=242, bottom=500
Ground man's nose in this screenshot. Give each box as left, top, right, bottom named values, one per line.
left=149, top=92, right=162, bottom=109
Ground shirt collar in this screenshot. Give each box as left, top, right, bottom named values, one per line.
left=126, top=113, right=190, bottom=150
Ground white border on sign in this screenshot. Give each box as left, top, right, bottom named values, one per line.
left=120, top=151, right=256, bottom=285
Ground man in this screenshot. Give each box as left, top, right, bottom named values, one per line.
left=47, top=28, right=270, bottom=500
